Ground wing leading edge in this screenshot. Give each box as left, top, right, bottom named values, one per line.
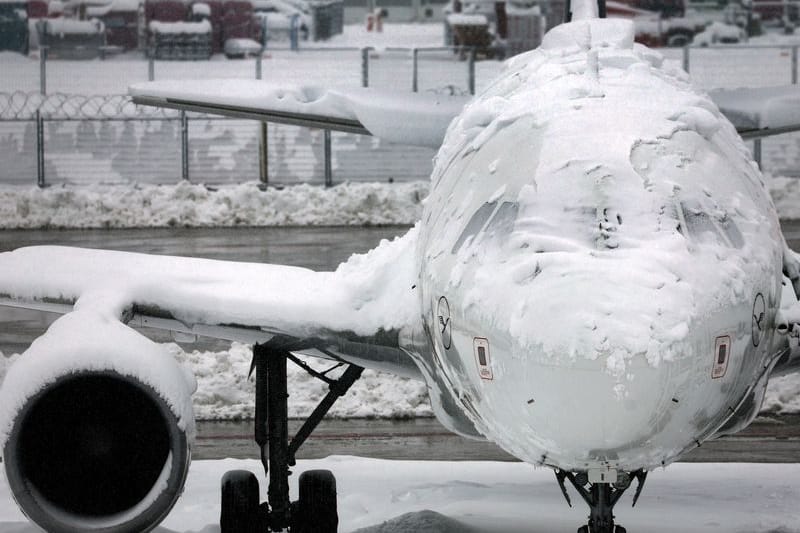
left=130, top=80, right=800, bottom=147
left=129, top=79, right=469, bottom=148
left=0, top=227, right=423, bottom=379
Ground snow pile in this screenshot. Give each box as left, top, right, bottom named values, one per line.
left=3, top=177, right=800, bottom=229
left=769, top=176, right=800, bottom=220
left=169, top=342, right=431, bottom=420
left=0, top=342, right=430, bottom=420
left=353, top=510, right=477, bottom=533
left=763, top=373, right=800, bottom=413
left=0, top=181, right=427, bottom=229
left=692, top=22, right=746, bottom=46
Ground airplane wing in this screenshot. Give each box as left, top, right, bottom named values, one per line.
left=0, top=227, right=423, bottom=379
left=708, top=86, right=800, bottom=139
left=130, top=80, right=800, bottom=145
left=129, top=79, right=469, bottom=149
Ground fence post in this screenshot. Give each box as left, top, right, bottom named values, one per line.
left=148, top=57, right=155, bottom=81
left=259, top=122, right=269, bottom=189
left=39, top=47, right=47, bottom=95
left=36, top=111, right=46, bottom=188
left=323, top=129, right=332, bottom=187
left=682, top=45, right=690, bottom=73
left=793, top=45, right=798, bottom=85
left=412, top=48, right=419, bottom=92
left=181, top=111, right=189, bottom=181
left=468, top=47, right=476, bottom=95
left=256, top=54, right=263, bottom=80
left=361, top=47, right=370, bottom=88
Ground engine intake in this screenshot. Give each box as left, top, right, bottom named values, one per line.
left=3, top=370, right=191, bottom=533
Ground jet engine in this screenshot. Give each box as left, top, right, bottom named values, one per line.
left=0, top=311, right=196, bottom=532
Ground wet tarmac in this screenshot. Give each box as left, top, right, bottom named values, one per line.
left=4, top=222, right=800, bottom=463
left=194, top=414, right=800, bottom=463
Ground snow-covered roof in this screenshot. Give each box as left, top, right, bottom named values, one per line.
left=148, top=20, right=211, bottom=34
left=446, top=13, right=488, bottom=25
left=43, top=18, right=104, bottom=34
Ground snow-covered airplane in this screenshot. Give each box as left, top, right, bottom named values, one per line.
left=3, top=0, right=800, bottom=531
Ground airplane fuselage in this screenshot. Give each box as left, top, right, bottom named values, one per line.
left=406, top=18, right=786, bottom=472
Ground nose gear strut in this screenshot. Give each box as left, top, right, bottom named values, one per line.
left=555, top=469, right=647, bottom=533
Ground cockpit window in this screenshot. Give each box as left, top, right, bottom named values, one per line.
left=451, top=201, right=520, bottom=255
left=452, top=201, right=497, bottom=254
left=677, top=201, right=744, bottom=249
left=485, top=201, right=519, bottom=240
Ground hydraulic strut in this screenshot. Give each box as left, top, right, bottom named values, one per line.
left=251, top=339, right=364, bottom=532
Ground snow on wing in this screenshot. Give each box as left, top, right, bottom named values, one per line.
left=128, top=79, right=470, bottom=148
left=0, top=227, right=422, bottom=375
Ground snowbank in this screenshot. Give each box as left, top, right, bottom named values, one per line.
left=168, top=342, right=431, bottom=420
left=4, top=177, right=800, bottom=229
left=0, top=181, right=427, bottom=229
left=3, top=339, right=799, bottom=418
left=0, top=342, right=430, bottom=421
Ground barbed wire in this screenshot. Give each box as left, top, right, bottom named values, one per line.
left=0, top=92, right=180, bottom=120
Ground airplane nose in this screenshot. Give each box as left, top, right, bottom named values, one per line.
left=476, top=345, right=679, bottom=471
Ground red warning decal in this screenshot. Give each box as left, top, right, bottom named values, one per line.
left=712, top=335, right=731, bottom=379
left=474, top=337, right=493, bottom=381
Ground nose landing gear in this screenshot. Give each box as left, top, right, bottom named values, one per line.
left=556, top=469, right=647, bottom=533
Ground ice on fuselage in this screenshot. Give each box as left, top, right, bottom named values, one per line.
left=419, top=17, right=784, bottom=468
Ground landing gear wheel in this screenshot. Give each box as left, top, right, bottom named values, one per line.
left=293, top=469, right=338, bottom=533
left=615, top=527, right=627, bottom=533
left=220, top=470, right=259, bottom=533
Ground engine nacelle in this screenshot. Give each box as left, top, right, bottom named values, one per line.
left=0, top=310, right=196, bottom=532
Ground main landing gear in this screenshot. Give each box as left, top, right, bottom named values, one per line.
left=556, top=469, right=648, bottom=533
left=220, top=338, right=364, bottom=533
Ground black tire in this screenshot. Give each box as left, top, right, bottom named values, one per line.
left=577, top=526, right=590, bottom=533
left=293, top=469, right=338, bottom=533
left=615, top=527, right=627, bottom=533
left=220, top=470, right=260, bottom=533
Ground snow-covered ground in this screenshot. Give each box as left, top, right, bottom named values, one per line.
left=0, top=181, right=427, bottom=228
left=3, top=174, right=800, bottom=229
left=2, top=457, right=800, bottom=532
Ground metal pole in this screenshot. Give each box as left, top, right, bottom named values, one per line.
left=256, top=54, right=262, bottom=80
left=181, top=111, right=189, bottom=181
left=792, top=45, right=798, bottom=85
left=753, top=138, right=762, bottom=169
left=259, top=122, right=269, bottom=189
left=361, top=47, right=369, bottom=88
left=36, top=111, right=45, bottom=188
left=468, top=47, right=476, bottom=95
left=682, top=45, right=690, bottom=73
left=412, top=48, right=419, bottom=92
left=148, top=57, right=155, bottom=81
left=39, top=47, right=47, bottom=95
left=323, top=129, right=332, bottom=187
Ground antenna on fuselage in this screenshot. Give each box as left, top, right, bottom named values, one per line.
left=564, top=0, right=607, bottom=22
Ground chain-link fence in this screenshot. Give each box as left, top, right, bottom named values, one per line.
left=0, top=91, right=437, bottom=186
left=2, top=43, right=800, bottom=186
